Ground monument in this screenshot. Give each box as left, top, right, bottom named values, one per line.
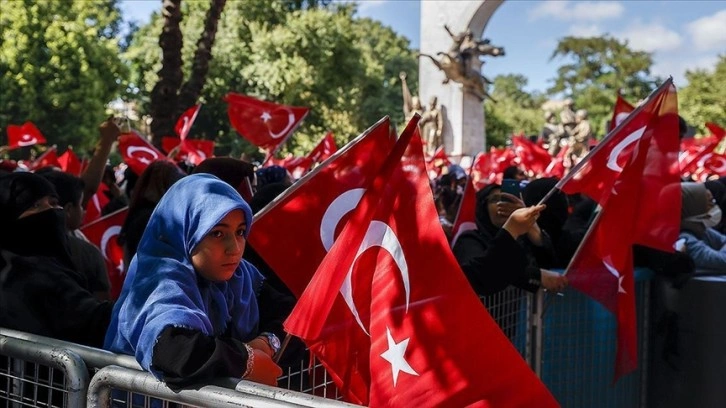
left=419, top=0, right=505, bottom=161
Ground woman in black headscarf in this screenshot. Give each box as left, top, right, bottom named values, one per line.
left=0, top=173, right=112, bottom=347
left=452, top=184, right=568, bottom=297
left=704, top=179, right=726, bottom=234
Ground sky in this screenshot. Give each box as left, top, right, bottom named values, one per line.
left=120, top=0, right=726, bottom=93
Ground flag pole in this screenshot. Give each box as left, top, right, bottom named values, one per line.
left=561, top=205, right=606, bottom=277
left=536, top=77, right=674, bottom=207
left=274, top=333, right=292, bottom=364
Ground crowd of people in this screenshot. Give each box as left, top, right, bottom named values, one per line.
left=1, top=115, right=725, bottom=392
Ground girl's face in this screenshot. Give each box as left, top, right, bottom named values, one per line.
left=191, top=209, right=247, bottom=282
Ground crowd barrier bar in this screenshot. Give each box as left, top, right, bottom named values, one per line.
left=87, top=365, right=345, bottom=408
left=0, top=335, right=89, bottom=408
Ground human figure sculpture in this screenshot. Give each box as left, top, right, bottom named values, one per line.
left=419, top=25, right=505, bottom=102
left=559, top=98, right=577, bottom=134
left=568, top=109, right=592, bottom=165
left=419, top=96, right=444, bottom=155
left=541, top=111, right=565, bottom=156
left=400, top=72, right=424, bottom=121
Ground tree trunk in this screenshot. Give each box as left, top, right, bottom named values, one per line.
left=150, top=0, right=184, bottom=145
left=177, top=0, right=227, bottom=124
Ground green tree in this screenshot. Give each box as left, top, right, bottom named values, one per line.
left=124, top=2, right=416, bottom=160
left=485, top=74, right=546, bottom=147
left=0, top=0, right=127, bottom=151
left=678, top=55, right=726, bottom=135
left=548, top=35, right=658, bottom=136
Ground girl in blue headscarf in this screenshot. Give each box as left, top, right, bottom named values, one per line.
left=104, top=174, right=284, bottom=386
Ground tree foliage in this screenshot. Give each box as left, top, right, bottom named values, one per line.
left=124, top=2, right=416, bottom=160
left=485, top=74, right=546, bottom=147
left=678, top=55, right=726, bottom=134
left=0, top=0, right=127, bottom=151
left=548, top=35, right=657, bottom=136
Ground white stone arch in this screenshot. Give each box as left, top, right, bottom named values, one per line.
left=419, top=0, right=504, bottom=162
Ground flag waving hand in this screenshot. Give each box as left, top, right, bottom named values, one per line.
left=285, top=116, right=557, bottom=407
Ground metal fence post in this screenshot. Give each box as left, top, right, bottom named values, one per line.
left=0, top=335, right=89, bottom=408
left=531, top=289, right=545, bottom=377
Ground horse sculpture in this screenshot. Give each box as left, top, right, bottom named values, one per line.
left=420, top=29, right=505, bottom=102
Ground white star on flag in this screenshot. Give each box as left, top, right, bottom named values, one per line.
left=260, top=111, right=272, bottom=122
left=380, top=326, right=419, bottom=387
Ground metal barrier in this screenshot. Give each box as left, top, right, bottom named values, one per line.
left=0, top=328, right=140, bottom=371
left=87, top=365, right=359, bottom=408
left=537, top=270, right=652, bottom=408
left=0, top=335, right=89, bottom=408
left=480, top=286, right=534, bottom=364
left=1, top=268, right=655, bottom=408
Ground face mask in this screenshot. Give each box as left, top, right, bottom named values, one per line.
left=703, top=206, right=722, bottom=228
left=685, top=206, right=722, bottom=229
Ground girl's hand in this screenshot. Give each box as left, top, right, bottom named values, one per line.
left=245, top=348, right=282, bottom=386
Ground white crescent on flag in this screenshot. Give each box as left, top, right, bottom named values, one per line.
left=268, top=109, right=296, bottom=139
left=607, top=126, right=646, bottom=173
left=320, top=188, right=366, bottom=252
left=127, top=146, right=160, bottom=164
left=340, top=220, right=410, bottom=336
left=18, top=134, right=38, bottom=146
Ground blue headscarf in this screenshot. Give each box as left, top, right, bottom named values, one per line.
left=104, top=174, right=263, bottom=377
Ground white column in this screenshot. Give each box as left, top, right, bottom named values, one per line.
left=419, top=0, right=504, bottom=161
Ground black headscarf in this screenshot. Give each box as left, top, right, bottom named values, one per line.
left=0, top=173, right=73, bottom=267
left=474, top=184, right=501, bottom=241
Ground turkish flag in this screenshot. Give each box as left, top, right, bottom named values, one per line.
left=82, top=183, right=111, bottom=226
left=80, top=207, right=128, bottom=300
left=511, top=135, right=552, bottom=175
left=248, top=117, right=394, bottom=298
left=558, top=79, right=681, bottom=252
left=28, top=146, right=60, bottom=170
left=175, top=104, right=201, bottom=140
left=705, top=122, right=725, bottom=139
left=695, top=152, right=726, bottom=180
left=58, top=148, right=82, bottom=176
left=424, top=146, right=450, bottom=178
left=161, top=136, right=215, bottom=166
left=543, top=146, right=568, bottom=179
left=680, top=141, right=720, bottom=177
left=565, top=80, right=681, bottom=380
left=224, top=92, right=309, bottom=152
left=609, top=92, right=635, bottom=132
left=450, top=174, right=477, bottom=247
left=6, top=122, right=47, bottom=150
left=285, top=119, right=557, bottom=407
left=118, top=131, right=166, bottom=175
left=307, top=131, right=337, bottom=164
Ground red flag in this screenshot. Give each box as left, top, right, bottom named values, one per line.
left=705, top=122, right=725, bottom=139
left=28, top=146, right=60, bottom=170
left=118, top=131, right=166, bottom=175
left=58, top=148, right=82, bottom=176
left=511, top=135, right=552, bottom=175
left=248, top=118, right=394, bottom=298
left=695, top=152, right=726, bottom=179
left=680, top=140, right=720, bottom=177
left=80, top=207, right=129, bottom=300
left=565, top=80, right=681, bottom=380
left=6, top=122, right=47, bottom=150
left=285, top=119, right=557, bottom=407
left=175, top=104, right=201, bottom=140
left=82, top=183, right=111, bottom=225
left=161, top=136, right=215, bottom=166
left=307, top=131, right=337, bottom=164
left=543, top=146, right=568, bottom=179
left=558, top=80, right=681, bottom=251
left=224, top=92, right=308, bottom=153
left=450, top=174, right=476, bottom=247
left=610, top=92, right=635, bottom=132
left=425, top=146, right=450, bottom=178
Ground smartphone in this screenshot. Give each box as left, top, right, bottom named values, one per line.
left=501, top=178, right=521, bottom=197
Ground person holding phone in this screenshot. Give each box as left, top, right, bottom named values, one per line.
left=452, top=183, right=568, bottom=298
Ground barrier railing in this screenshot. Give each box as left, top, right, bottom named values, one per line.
left=1, top=268, right=654, bottom=408
left=0, top=335, right=89, bottom=408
